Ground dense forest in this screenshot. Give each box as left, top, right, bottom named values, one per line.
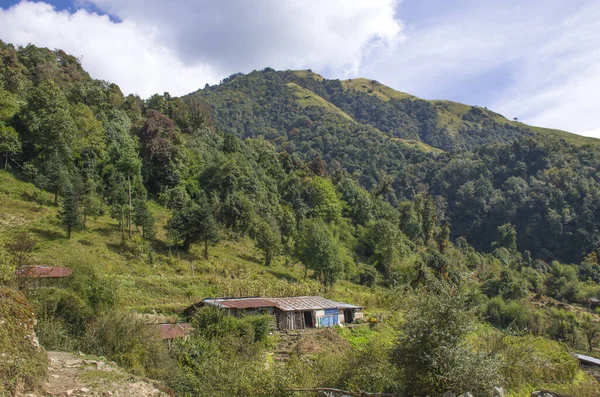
left=3, top=41, right=600, bottom=396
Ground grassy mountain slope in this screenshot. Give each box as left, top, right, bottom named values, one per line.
left=0, top=171, right=372, bottom=315
left=196, top=68, right=598, bottom=152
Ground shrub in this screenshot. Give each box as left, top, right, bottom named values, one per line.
left=484, top=296, right=531, bottom=329
left=392, top=280, right=502, bottom=396
left=81, top=310, right=175, bottom=379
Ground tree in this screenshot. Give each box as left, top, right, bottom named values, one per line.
left=581, top=313, right=599, bottom=354
left=493, top=223, right=517, bottom=251
left=305, top=177, right=342, bottom=222
left=20, top=80, right=77, bottom=162
left=252, top=219, right=280, bottom=266
left=42, top=151, right=71, bottom=205
left=58, top=186, right=82, bottom=239
left=69, top=102, right=105, bottom=164
left=295, top=219, right=343, bottom=288
left=392, top=280, right=501, bottom=396
left=133, top=198, right=156, bottom=241
left=167, top=199, right=219, bottom=257
left=0, top=124, right=20, bottom=169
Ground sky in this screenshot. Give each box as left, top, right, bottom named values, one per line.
left=0, top=0, right=599, bottom=138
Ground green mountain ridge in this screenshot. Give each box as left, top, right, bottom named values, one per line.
left=190, top=68, right=598, bottom=151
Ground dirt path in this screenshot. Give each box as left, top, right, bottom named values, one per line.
left=19, top=351, right=172, bottom=397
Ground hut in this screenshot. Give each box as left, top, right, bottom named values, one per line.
left=16, top=266, right=72, bottom=288
left=185, top=296, right=363, bottom=331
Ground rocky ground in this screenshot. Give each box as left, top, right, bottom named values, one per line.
left=18, top=351, right=173, bottom=397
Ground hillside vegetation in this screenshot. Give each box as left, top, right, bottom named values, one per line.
left=2, top=41, right=600, bottom=396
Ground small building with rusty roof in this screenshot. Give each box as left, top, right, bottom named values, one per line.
left=16, top=266, right=73, bottom=289
left=185, top=296, right=363, bottom=331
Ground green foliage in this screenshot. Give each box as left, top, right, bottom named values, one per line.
left=57, top=184, right=82, bottom=238
left=295, top=218, right=344, bottom=287
left=392, top=281, right=502, bottom=396
left=251, top=218, right=280, bottom=266
left=305, top=176, right=342, bottom=222
left=167, top=197, right=219, bottom=255
left=0, top=123, right=20, bottom=168
left=81, top=310, right=176, bottom=379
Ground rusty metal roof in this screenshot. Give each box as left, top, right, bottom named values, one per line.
left=16, top=266, right=73, bottom=279
left=150, top=323, right=192, bottom=340
left=201, top=296, right=361, bottom=312
left=204, top=298, right=277, bottom=309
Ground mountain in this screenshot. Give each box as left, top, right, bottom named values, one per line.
left=187, top=68, right=599, bottom=152
left=4, top=42, right=600, bottom=397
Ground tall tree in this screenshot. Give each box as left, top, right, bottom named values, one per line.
left=58, top=185, right=82, bottom=239
left=0, top=124, right=20, bottom=169
left=167, top=199, right=219, bottom=258
left=133, top=198, right=156, bottom=241
left=252, top=219, right=280, bottom=266
left=295, top=218, right=343, bottom=288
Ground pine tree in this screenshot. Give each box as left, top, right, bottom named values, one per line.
left=58, top=186, right=82, bottom=239
left=133, top=198, right=156, bottom=241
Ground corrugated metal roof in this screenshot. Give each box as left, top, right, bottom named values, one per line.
left=16, top=266, right=73, bottom=279
left=201, top=296, right=361, bottom=312
left=576, top=354, right=600, bottom=366
left=204, top=298, right=276, bottom=309
left=150, top=323, right=192, bottom=340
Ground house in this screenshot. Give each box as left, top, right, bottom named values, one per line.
left=576, top=354, right=600, bottom=382
left=185, top=296, right=363, bottom=331
left=16, top=266, right=73, bottom=288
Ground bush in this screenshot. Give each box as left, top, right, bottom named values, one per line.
left=31, top=288, right=93, bottom=339
left=191, top=306, right=273, bottom=344
left=81, top=311, right=175, bottom=379
left=392, top=280, right=502, bottom=396
left=484, top=296, right=531, bottom=329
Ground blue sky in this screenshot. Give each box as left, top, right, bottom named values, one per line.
left=1, top=0, right=599, bottom=137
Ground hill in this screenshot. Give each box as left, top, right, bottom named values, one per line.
left=3, top=41, right=600, bottom=396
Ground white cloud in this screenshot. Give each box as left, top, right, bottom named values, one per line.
left=0, top=0, right=403, bottom=97
left=363, top=0, right=600, bottom=138
left=1, top=0, right=599, bottom=138
left=83, top=0, right=403, bottom=78
left=0, top=1, right=219, bottom=97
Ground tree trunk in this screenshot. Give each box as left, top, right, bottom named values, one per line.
left=83, top=206, right=87, bottom=227
left=4, top=154, right=7, bottom=170
left=54, top=190, right=58, bottom=205
left=204, top=232, right=208, bottom=260
left=67, top=224, right=71, bottom=239
left=121, top=206, right=125, bottom=245
left=127, top=174, right=132, bottom=240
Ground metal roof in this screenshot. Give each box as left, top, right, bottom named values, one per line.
left=16, top=266, right=73, bottom=279
left=576, top=354, right=600, bottom=366
left=201, top=296, right=361, bottom=312
left=204, top=298, right=277, bottom=309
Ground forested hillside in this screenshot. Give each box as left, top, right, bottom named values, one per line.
left=3, top=41, right=600, bottom=396
left=189, top=68, right=600, bottom=263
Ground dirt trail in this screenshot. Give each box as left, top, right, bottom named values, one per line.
left=19, top=351, right=172, bottom=397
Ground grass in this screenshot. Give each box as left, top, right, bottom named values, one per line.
left=340, top=78, right=600, bottom=147
left=291, top=70, right=324, bottom=81
left=0, top=171, right=375, bottom=317
left=287, top=82, right=354, bottom=121
left=341, top=78, right=414, bottom=101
